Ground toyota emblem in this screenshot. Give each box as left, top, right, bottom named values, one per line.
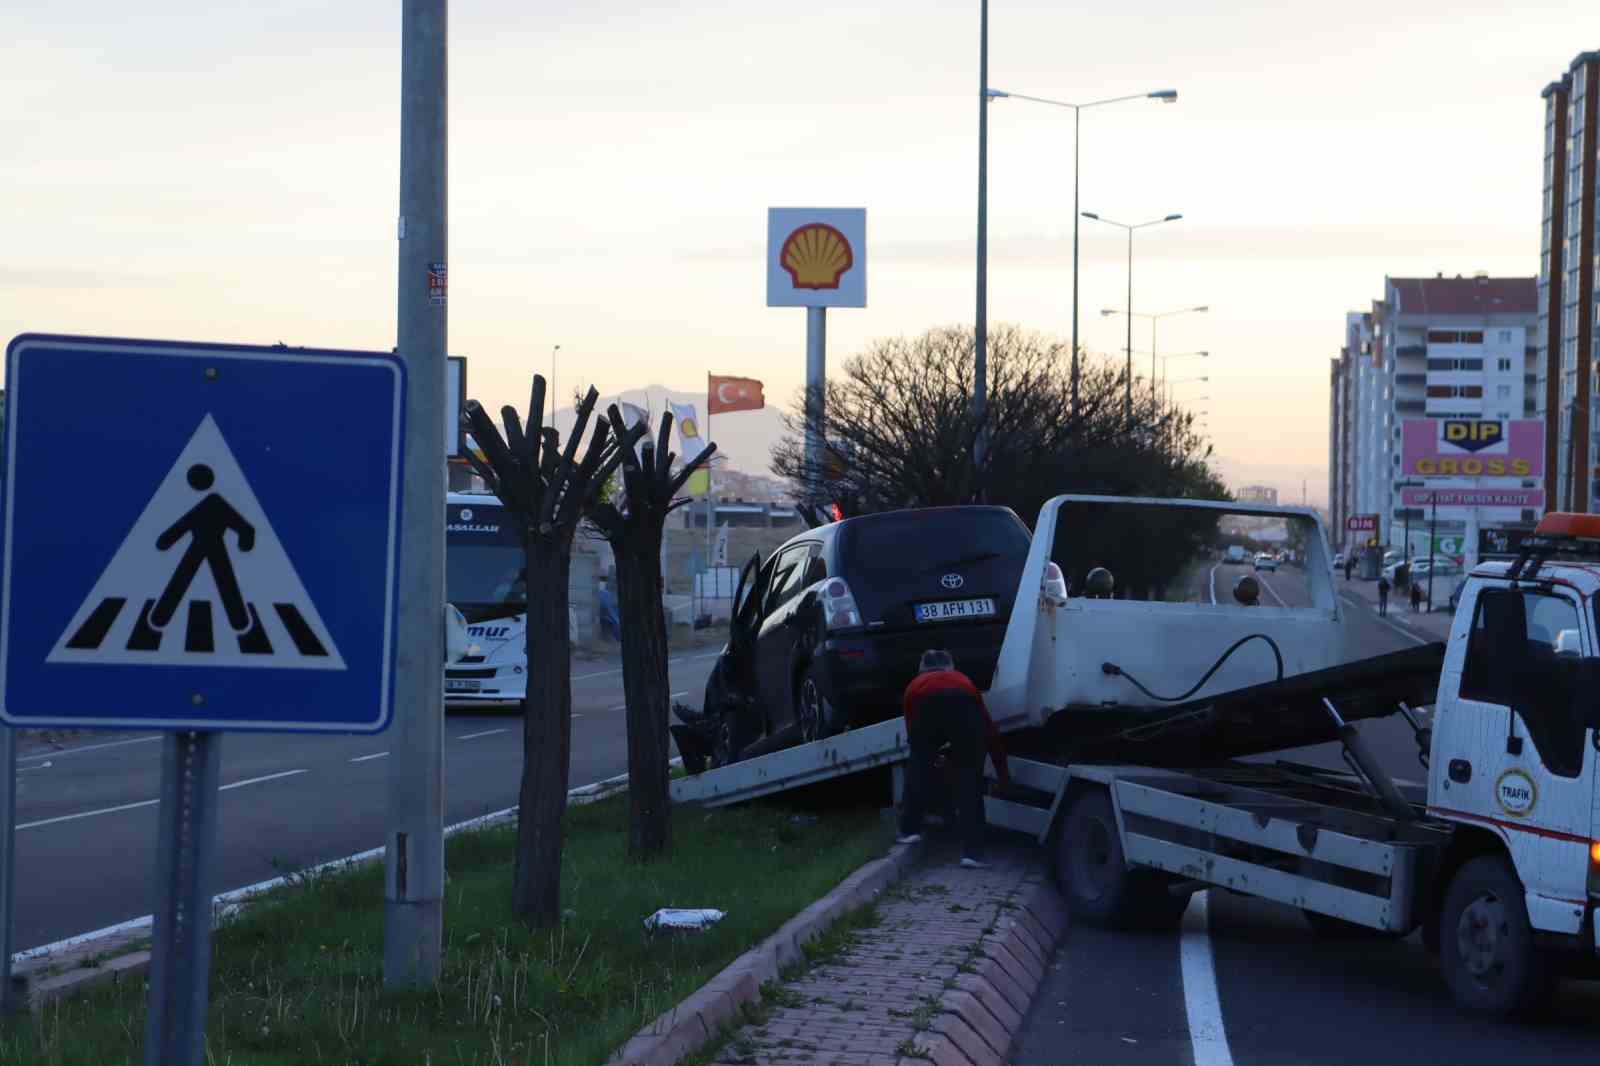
left=940, top=573, right=965, bottom=590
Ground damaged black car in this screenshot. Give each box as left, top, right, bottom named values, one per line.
left=673, top=505, right=1032, bottom=772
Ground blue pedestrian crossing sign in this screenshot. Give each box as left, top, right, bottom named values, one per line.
left=1, top=334, right=407, bottom=733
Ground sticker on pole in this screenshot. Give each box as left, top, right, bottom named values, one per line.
left=48, top=415, right=345, bottom=670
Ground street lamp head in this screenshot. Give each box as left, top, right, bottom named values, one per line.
left=984, top=88, right=1010, bottom=99
left=1081, top=211, right=1100, bottom=220
left=1150, top=89, right=1178, bottom=102
left=1193, top=305, right=1209, bottom=312
left=1100, top=308, right=1118, bottom=316
left=1163, top=213, right=1183, bottom=222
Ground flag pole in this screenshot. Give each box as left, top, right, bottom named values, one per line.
left=704, top=375, right=714, bottom=578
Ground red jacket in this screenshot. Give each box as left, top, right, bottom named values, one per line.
left=902, top=669, right=1010, bottom=785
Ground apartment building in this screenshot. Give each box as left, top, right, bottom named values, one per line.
left=1536, top=51, right=1599, bottom=512
left=1329, top=275, right=1538, bottom=552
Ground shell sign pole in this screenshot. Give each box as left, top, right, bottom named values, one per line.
left=767, top=207, right=867, bottom=503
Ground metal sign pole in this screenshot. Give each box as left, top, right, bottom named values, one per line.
left=144, top=731, right=222, bottom=1066
left=805, top=307, right=826, bottom=503
left=0, top=724, right=16, bottom=1014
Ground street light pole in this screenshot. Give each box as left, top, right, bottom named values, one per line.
left=550, top=345, right=561, bottom=422
left=973, top=0, right=989, bottom=474
left=1083, top=212, right=1183, bottom=427
left=984, top=88, right=1176, bottom=422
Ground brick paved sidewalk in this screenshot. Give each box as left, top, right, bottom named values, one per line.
left=705, top=841, right=1059, bottom=1066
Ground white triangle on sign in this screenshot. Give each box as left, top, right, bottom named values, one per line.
left=47, top=415, right=347, bottom=670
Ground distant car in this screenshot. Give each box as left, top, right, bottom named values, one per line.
left=1225, top=545, right=1249, bottom=565
left=1252, top=552, right=1278, bottom=572
left=687, top=505, right=1034, bottom=767
left=1332, top=552, right=1346, bottom=569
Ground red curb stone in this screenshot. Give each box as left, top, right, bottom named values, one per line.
left=990, top=929, right=1045, bottom=987
left=970, top=953, right=1031, bottom=1016
left=1009, top=904, right=1056, bottom=954
left=996, top=916, right=1049, bottom=972
left=979, top=940, right=1039, bottom=1001
left=950, top=973, right=1023, bottom=1034
left=915, top=1033, right=976, bottom=1066
left=928, top=1014, right=1003, bottom=1066
left=938, top=991, right=1011, bottom=1058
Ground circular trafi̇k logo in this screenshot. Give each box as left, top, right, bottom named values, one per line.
left=458, top=508, right=473, bottom=522
left=1494, top=769, right=1537, bottom=818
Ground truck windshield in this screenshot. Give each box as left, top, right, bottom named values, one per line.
left=447, top=500, right=525, bottom=616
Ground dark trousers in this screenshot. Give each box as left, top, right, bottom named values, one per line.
left=1377, top=590, right=1388, bottom=615
left=899, top=702, right=987, bottom=859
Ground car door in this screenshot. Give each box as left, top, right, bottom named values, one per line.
left=753, top=543, right=817, bottom=732
left=1429, top=584, right=1596, bottom=929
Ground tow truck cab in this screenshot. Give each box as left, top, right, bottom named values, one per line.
left=1426, top=512, right=1600, bottom=965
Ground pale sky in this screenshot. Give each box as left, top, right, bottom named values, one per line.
left=5, top=1, right=1595, bottom=506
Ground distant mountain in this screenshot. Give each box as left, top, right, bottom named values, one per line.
left=547, top=384, right=792, bottom=476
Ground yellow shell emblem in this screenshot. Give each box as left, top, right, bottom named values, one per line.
left=780, top=223, right=854, bottom=290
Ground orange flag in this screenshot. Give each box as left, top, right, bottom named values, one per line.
left=708, top=375, right=765, bottom=415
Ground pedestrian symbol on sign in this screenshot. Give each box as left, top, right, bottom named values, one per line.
left=48, top=414, right=346, bottom=670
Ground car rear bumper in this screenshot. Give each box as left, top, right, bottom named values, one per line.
left=812, top=622, right=1008, bottom=726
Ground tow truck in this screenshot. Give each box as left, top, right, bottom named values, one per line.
left=671, top=497, right=1600, bottom=1017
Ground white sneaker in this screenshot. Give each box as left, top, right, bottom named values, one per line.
left=895, top=833, right=923, bottom=845
left=959, top=857, right=988, bottom=869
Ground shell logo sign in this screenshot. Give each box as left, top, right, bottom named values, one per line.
left=781, top=224, right=854, bottom=290
left=767, top=208, right=867, bottom=308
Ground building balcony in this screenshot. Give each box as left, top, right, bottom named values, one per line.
left=1395, top=373, right=1425, bottom=386
left=1396, top=345, right=1425, bottom=358
left=1396, top=400, right=1426, bottom=414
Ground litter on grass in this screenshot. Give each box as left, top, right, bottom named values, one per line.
left=643, top=908, right=726, bottom=934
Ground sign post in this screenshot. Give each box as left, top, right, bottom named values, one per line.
left=2, top=333, right=405, bottom=1063
left=767, top=207, right=867, bottom=503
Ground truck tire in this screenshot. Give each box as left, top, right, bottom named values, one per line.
left=1438, top=855, right=1550, bottom=1018
left=1057, top=790, right=1188, bottom=930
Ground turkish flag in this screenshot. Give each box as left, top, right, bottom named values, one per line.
left=708, top=375, right=765, bottom=415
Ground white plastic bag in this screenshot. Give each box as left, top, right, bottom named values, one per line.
left=643, top=908, right=726, bottom=934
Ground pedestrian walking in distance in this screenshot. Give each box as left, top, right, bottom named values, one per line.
left=1377, top=573, right=1391, bottom=617
left=1410, top=581, right=1424, bottom=614
left=1345, top=555, right=1355, bottom=581
left=896, top=649, right=1010, bottom=868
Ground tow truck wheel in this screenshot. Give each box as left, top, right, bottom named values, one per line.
left=1438, top=856, right=1550, bottom=1018
left=1057, top=790, right=1188, bottom=931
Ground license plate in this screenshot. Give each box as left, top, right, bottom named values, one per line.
left=915, top=598, right=996, bottom=623
left=445, top=679, right=481, bottom=692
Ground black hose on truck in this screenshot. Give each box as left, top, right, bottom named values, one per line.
left=1100, top=633, right=1285, bottom=703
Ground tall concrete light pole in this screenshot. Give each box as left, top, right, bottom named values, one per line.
left=974, top=0, right=989, bottom=476
left=983, top=87, right=1177, bottom=418
left=386, top=0, right=448, bottom=989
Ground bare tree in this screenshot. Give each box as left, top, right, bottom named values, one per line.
left=772, top=324, right=1221, bottom=523
left=587, top=406, right=717, bottom=858
left=462, top=376, right=642, bottom=928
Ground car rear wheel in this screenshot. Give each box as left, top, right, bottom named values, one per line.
left=795, top=664, right=841, bottom=743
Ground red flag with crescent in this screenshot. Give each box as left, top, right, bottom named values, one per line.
left=708, top=375, right=765, bottom=415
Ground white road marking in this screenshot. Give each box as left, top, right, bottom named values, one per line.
left=220, top=769, right=308, bottom=791
left=1180, top=892, right=1236, bottom=1066
left=1208, top=565, right=1219, bottom=605
left=1257, top=572, right=1288, bottom=608
left=349, top=751, right=390, bottom=763
left=18, top=798, right=158, bottom=831
left=18, top=761, right=52, bottom=773
left=458, top=727, right=508, bottom=741
left=18, top=734, right=161, bottom=763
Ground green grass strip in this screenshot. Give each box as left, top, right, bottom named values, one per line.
left=2, top=793, right=891, bottom=1066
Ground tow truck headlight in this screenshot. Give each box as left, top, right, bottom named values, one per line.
left=1590, top=841, right=1600, bottom=895
left=821, top=578, right=862, bottom=631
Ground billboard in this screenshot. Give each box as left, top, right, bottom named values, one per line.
left=1400, top=487, right=1543, bottom=509
left=766, top=208, right=867, bottom=308
left=1345, top=513, right=1378, bottom=532
left=1400, top=419, right=1543, bottom=478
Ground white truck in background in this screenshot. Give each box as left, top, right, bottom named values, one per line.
left=672, top=497, right=1600, bottom=1017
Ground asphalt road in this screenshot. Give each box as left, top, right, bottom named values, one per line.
left=1011, top=565, right=1600, bottom=1065
left=10, top=649, right=720, bottom=952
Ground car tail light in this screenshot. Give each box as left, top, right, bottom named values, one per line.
left=1042, top=562, right=1068, bottom=601
left=1590, top=841, right=1600, bottom=896
left=820, top=577, right=862, bottom=631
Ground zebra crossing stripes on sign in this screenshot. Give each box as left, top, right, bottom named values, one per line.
left=47, top=414, right=346, bottom=670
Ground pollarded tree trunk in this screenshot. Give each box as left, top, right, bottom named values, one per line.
left=615, top=529, right=671, bottom=856
left=588, top=404, right=717, bottom=860
left=511, top=532, right=574, bottom=925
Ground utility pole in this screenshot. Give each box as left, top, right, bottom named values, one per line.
left=973, top=0, right=989, bottom=475
left=385, top=0, right=447, bottom=988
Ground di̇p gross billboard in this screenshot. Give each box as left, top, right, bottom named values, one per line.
left=1400, top=419, right=1544, bottom=478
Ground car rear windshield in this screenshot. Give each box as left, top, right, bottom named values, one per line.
left=839, top=508, right=1030, bottom=576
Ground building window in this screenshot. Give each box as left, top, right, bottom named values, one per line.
left=1498, top=358, right=1512, bottom=371
left=1461, top=331, right=1484, bottom=344
left=1427, top=385, right=1455, bottom=398
left=1427, top=358, right=1455, bottom=371
left=1427, top=330, right=1459, bottom=344
left=1460, top=359, right=1483, bottom=371
left=1462, top=385, right=1484, bottom=398
left=1498, top=330, right=1512, bottom=343
left=1497, top=385, right=1511, bottom=399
